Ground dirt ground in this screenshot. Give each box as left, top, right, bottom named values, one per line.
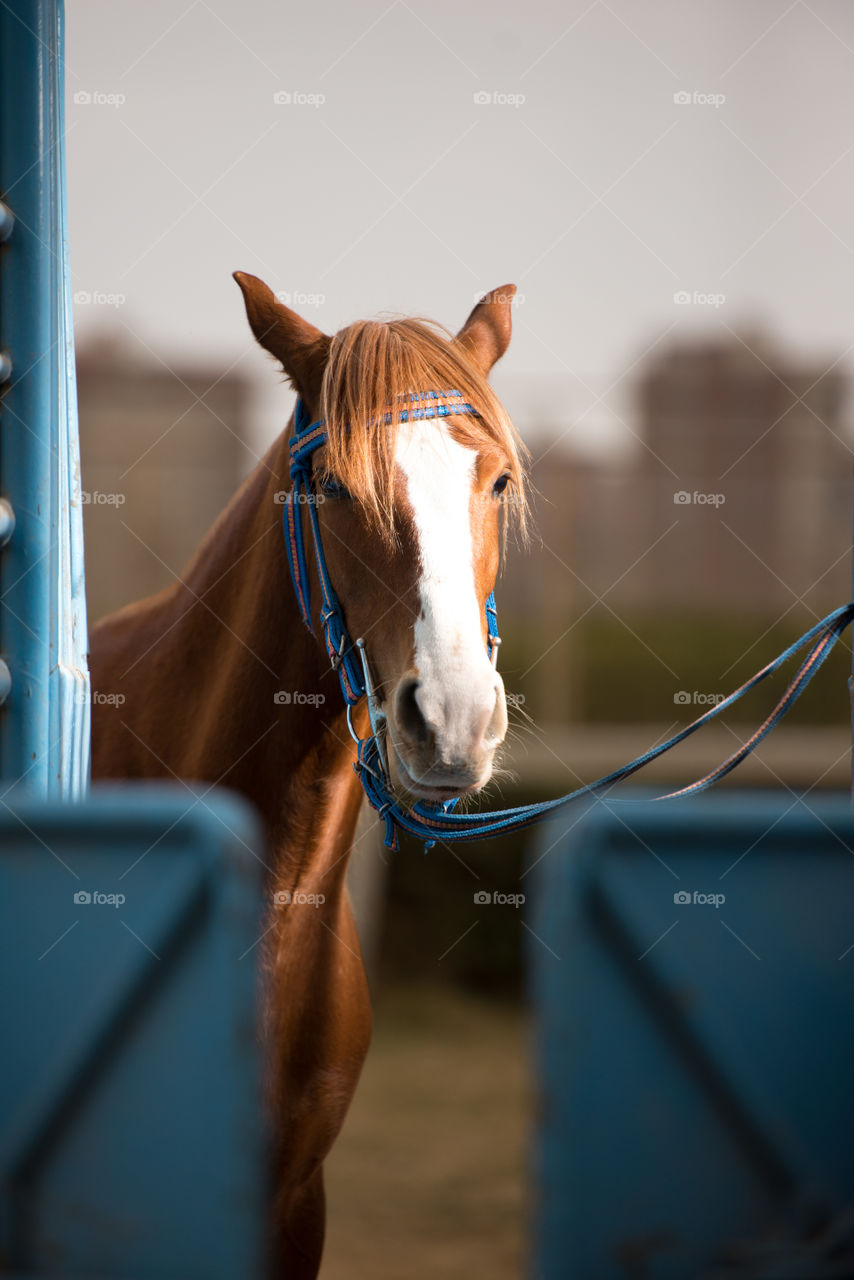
left=321, top=984, right=533, bottom=1279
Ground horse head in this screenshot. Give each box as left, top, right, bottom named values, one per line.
left=235, top=273, right=527, bottom=804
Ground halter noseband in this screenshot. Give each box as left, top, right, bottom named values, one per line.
left=283, top=395, right=854, bottom=852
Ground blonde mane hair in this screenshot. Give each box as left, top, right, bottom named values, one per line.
left=316, top=317, right=529, bottom=540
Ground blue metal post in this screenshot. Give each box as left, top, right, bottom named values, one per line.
left=0, top=0, right=89, bottom=796
left=850, top=464, right=854, bottom=799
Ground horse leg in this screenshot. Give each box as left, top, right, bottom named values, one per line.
left=270, top=1166, right=326, bottom=1280
left=265, top=883, right=372, bottom=1279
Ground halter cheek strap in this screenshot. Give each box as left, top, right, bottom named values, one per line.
left=285, top=401, right=365, bottom=705
left=282, top=396, right=854, bottom=853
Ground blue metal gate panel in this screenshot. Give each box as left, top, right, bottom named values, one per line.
left=0, top=0, right=90, bottom=797
left=0, top=785, right=268, bottom=1277
left=530, top=791, right=854, bottom=1279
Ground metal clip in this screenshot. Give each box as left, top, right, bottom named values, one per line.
left=330, top=632, right=346, bottom=671
left=356, top=637, right=392, bottom=785
left=489, top=633, right=502, bottom=668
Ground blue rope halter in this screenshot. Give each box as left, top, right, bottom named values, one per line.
left=284, top=395, right=854, bottom=851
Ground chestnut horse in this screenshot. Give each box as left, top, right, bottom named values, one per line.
left=88, top=275, right=527, bottom=1277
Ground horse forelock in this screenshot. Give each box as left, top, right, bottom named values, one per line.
left=313, top=316, right=529, bottom=539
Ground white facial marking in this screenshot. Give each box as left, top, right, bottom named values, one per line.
left=394, top=421, right=502, bottom=766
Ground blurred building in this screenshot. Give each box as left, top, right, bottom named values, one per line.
left=501, top=333, right=853, bottom=722
left=78, top=335, right=253, bottom=625
left=629, top=334, right=849, bottom=612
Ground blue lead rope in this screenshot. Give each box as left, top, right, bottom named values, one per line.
left=357, top=602, right=854, bottom=847
left=283, top=396, right=854, bottom=850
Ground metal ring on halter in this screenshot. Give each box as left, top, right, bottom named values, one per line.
left=345, top=703, right=361, bottom=748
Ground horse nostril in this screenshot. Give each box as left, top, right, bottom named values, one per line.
left=395, top=677, right=432, bottom=748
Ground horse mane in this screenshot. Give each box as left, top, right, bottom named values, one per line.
left=316, top=316, right=529, bottom=540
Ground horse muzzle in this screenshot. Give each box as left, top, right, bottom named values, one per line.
left=387, top=669, right=507, bottom=800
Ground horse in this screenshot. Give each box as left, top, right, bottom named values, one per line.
left=88, top=274, right=528, bottom=1278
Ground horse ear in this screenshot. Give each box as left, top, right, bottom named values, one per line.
left=233, top=271, right=330, bottom=408
left=454, top=283, right=516, bottom=376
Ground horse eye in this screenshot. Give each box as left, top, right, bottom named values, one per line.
left=318, top=476, right=351, bottom=500
left=492, top=474, right=511, bottom=497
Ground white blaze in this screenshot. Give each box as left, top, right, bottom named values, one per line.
left=394, top=420, right=502, bottom=762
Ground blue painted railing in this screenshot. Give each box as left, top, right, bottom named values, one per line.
left=0, top=0, right=90, bottom=797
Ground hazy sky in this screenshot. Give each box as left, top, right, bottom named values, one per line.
left=66, top=0, right=854, bottom=457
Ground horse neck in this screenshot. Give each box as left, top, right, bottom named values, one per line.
left=130, top=422, right=367, bottom=882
